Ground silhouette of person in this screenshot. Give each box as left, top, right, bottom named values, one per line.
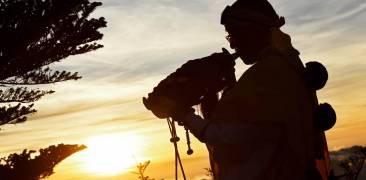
left=176, top=1, right=325, bottom=179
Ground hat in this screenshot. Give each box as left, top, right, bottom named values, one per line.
left=221, top=0, right=285, bottom=28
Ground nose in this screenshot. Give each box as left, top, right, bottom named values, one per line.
left=226, top=35, right=237, bottom=49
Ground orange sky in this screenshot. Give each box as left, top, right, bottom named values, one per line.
left=0, top=0, right=365, bottom=179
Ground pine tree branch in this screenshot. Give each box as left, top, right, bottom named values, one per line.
left=0, top=104, right=36, bottom=126
left=0, top=144, right=87, bottom=179
left=0, top=0, right=106, bottom=80
left=0, top=67, right=81, bottom=85
left=0, top=0, right=105, bottom=128
left=0, top=88, right=54, bottom=103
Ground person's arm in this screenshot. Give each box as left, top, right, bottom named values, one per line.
left=183, top=112, right=283, bottom=146
left=181, top=53, right=294, bottom=146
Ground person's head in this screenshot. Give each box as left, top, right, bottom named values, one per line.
left=221, top=0, right=285, bottom=64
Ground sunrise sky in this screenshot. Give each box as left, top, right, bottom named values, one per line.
left=0, top=0, right=365, bottom=179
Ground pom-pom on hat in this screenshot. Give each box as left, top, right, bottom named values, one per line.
left=315, top=103, right=337, bottom=131
left=305, top=61, right=328, bottom=91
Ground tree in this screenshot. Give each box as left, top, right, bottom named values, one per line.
left=330, top=146, right=366, bottom=180
left=0, top=144, right=86, bottom=180
left=132, top=161, right=156, bottom=180
left=0, top=0, right=107, bottom=126
left=0, top=1, right=105, bottom=178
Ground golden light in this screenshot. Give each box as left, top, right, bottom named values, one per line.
left=78, top=133, right=143, bottom=176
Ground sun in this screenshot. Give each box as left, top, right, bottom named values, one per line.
left=78, top=133, right=143, bottom=176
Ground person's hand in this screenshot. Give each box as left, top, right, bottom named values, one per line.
left=170, top=106, right=195, bottom=125
left=207, top=48, right=236, bottom=67
left=201, top=48, right=236, bottom=93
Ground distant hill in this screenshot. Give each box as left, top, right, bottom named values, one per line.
left=330, top=146, right=366, bottom=180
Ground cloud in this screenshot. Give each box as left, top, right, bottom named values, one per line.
left=53, top=0, right=234, bottom=82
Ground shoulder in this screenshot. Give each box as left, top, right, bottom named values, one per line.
left=252, top=48, right=305, bottom=90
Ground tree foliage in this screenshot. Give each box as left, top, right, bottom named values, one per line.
left=0, top=144, right=86, bottom=180
left=330, top=146, right=366, bottom=180
left=133, top=161, right=157, bottom=180
left=0, top=0, right=106, bottom=126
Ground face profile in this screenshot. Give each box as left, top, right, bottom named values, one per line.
left=225, top=26, right=269, bottom=65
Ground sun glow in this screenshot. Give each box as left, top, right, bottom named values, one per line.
left=79, top=134, right=143, bottom=176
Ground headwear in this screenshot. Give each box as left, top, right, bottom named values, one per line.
left=221, top=0, right=285, bottom=28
